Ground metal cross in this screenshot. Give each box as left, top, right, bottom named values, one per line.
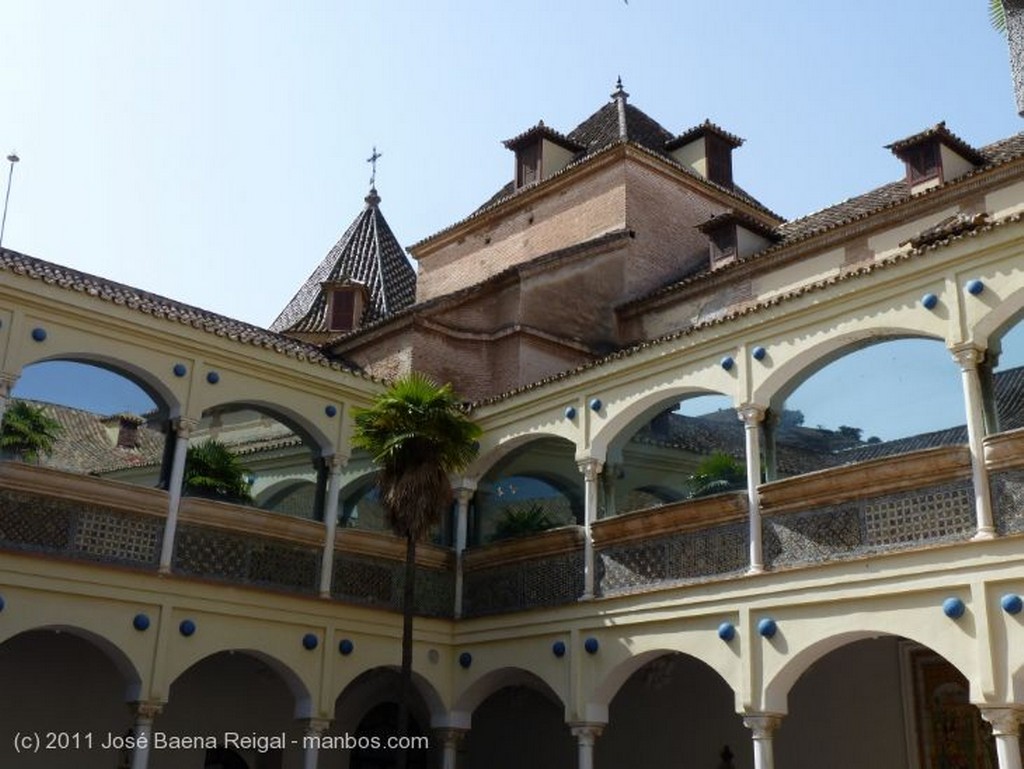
left=367, top=146, right=382, bottom=189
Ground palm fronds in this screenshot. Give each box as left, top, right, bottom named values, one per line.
left=0, top=400, right=62, bottom=463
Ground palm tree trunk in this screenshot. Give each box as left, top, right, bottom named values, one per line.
left=1006, top=0, right=1024, bottom=115
left=395, top=531, right=416, bottom=769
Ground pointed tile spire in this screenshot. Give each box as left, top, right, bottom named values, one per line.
left=270, top=182, right=416, bottom=338
left=612, top=77, right=629, bottom=140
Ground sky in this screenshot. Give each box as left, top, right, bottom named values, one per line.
left=1, top=1, right=1022, bottom=438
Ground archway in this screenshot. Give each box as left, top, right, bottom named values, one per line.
left=0, top=627, right=139, bottom=768
left=595, top=651, right=747, bottom=769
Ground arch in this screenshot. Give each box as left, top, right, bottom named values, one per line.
left=0, top=624, right=143, bottom=701
left=169, top=648, right=313, bottom=718
left=752, top=327, right=946, bottom=408
left=255, top=479, right=317, bottom=513
left=333, top=666, right=446, bottom=730
left=452, top=666, right=566, bottom=719
left=467, top=431, right=574, bottom=480
left=590, top=648, right=737, bottom=720
left=200, top=399, right=334, bottom=457
left=590, top=386, right=730, bottom=461
left=16, top=354, right=179, bottom=419
left=763, top=629, right=973, bottom=714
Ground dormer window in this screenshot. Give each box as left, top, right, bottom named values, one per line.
left=665, top=120, right=744, bottom=189
left=698, top=211, right=780, bottom=268
left=516, top=142, right=541, bottom=188
left=323, top=280, right=368, bottom=333
left=904, top=142, right=940, bottom=185
left=504, top=122, right=584, bottom=191
left=887, top=122, right=985, bottom=194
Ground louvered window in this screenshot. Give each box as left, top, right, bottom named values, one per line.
left=329, top=289, right=357, bottom=332
left=516, top=142, right=541, bottom=188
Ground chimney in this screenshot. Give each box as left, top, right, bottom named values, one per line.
left=102, top=413, right=145, bottom=449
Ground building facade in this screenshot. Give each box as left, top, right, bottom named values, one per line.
left=2, top=85, right=1024, bottom=769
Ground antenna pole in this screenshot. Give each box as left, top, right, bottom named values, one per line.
left=0, top=152, right=20, bottom=250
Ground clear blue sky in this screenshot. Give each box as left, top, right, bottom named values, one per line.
left=2, top=2, right=1022, bottom=438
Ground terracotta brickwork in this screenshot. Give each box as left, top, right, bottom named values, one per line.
left=413, top=159, right=628, bottom=301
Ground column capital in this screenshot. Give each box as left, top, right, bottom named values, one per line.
left=173, top=417, right=200, bottom=439
left=979, top=706, right=1024, bottom=736
left=569, top=722, right=605, bottom=743
left=737, top=404, right=766, bottom=426
left=452, top=479, right=478, bottom=500
left=743, top=713, right=783, bottom=739
left=951, top=343, right=986, bottom=371
left=434, top=727, right=468, bottom=745
left=131, top=701, right=164, bottom=721
left=302, top=717, right=332, bottom=737
left=576, top=458, right=604, bottom=481
left=324, top=453, right=348, bottom=472
left=0, top=371, right=18, bottom=397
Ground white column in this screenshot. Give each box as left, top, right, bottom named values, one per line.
left=952, top=345, right=995, bottom=540
left=570, top=723, right=604, bottom=769
left=159, top=418, right=195, bottom=573
left=452, top=482, right=476, bottom=619
left=436, top=727, right=467, bottom=769
left=301, top=718, right=331, bottom=769
left=981, top=707, right=1024, bottom=769
left=129, top=701, right=163, bottom=769
left=0, top=372, right=18, bottom=426
left=577, top=459, right=603, bottom=600
left=738, top=405, right=766, bottom=574
left=319, top=456, right=346, bottom=597
left=743, top=714, right=782, bottom=769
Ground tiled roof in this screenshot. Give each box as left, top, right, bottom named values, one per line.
left=412, top=90, right=776, bottom=251
left=270, top=189, right=416, bottom=334
left=778, top=132, right=1024, bottom=243
left=0, top=248, right=356, bottom=371
left=18, top=400, right=166, bottom=475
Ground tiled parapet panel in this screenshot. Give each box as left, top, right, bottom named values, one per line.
left=986, top=429, right=1024, bottom=534
left=593, top=493, right=748, bottom=597
left=463, top=550, right=585, bottom=617
left=0, top=488, right=163, bottom=567
left=412, top=566, right=455, bottom=618
left=992, top=469, right=1024, bottom=534
left=763, top=480, right=975, bottom=568
left=461, top=527, right=586, bottom=617
left=597, top=521, right=748, bottom=595
left=761, top=446, right=977, bottom=569
left=174, top=524, right=320, bottom=593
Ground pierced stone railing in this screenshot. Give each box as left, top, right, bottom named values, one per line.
left=760, top=445, right=975, bottom=567
left=0, top=462, right=455, bottom=616
left=0, top=461, right=165, bottom=567
left=986, top=428, right=1024, bottom=535
left=594, top=493, right=748, bottom=596
left=462, top=527, right=585, bottom=617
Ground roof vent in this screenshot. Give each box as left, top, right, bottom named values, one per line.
left=886, top=122, right=984, bottom=194
left=102, top=413, right=145, bottom=449
left=665, top=120, right=744, bottom=188
left=698, top=211, right=779, bottom=268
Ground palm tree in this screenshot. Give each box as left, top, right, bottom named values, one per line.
left=183, top=439, right=253, bottom=504
left=992, top=0, right=1024, bottom=115
left=352, top=372, right=480, bottom=768
left=0, top=399, right=62, bottom=463
left=687, top=452, right=746, bottom=499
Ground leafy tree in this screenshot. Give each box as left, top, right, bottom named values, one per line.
left=183, top=439, right=253, bottom=503
left=0, top=400, right=62, bottom=463
left=491, top=502, right=557, bottom=541
left=352, top=372, right=480, bottom=767
left=687, top=452, right=746, bottom=498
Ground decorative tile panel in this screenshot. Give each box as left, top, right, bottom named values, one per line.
left=598, top=521, right=747, bottom=595
left=993, top=469, right=1024, bottom=535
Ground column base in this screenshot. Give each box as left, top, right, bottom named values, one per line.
left=972, top=527, right=997, bottom=541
